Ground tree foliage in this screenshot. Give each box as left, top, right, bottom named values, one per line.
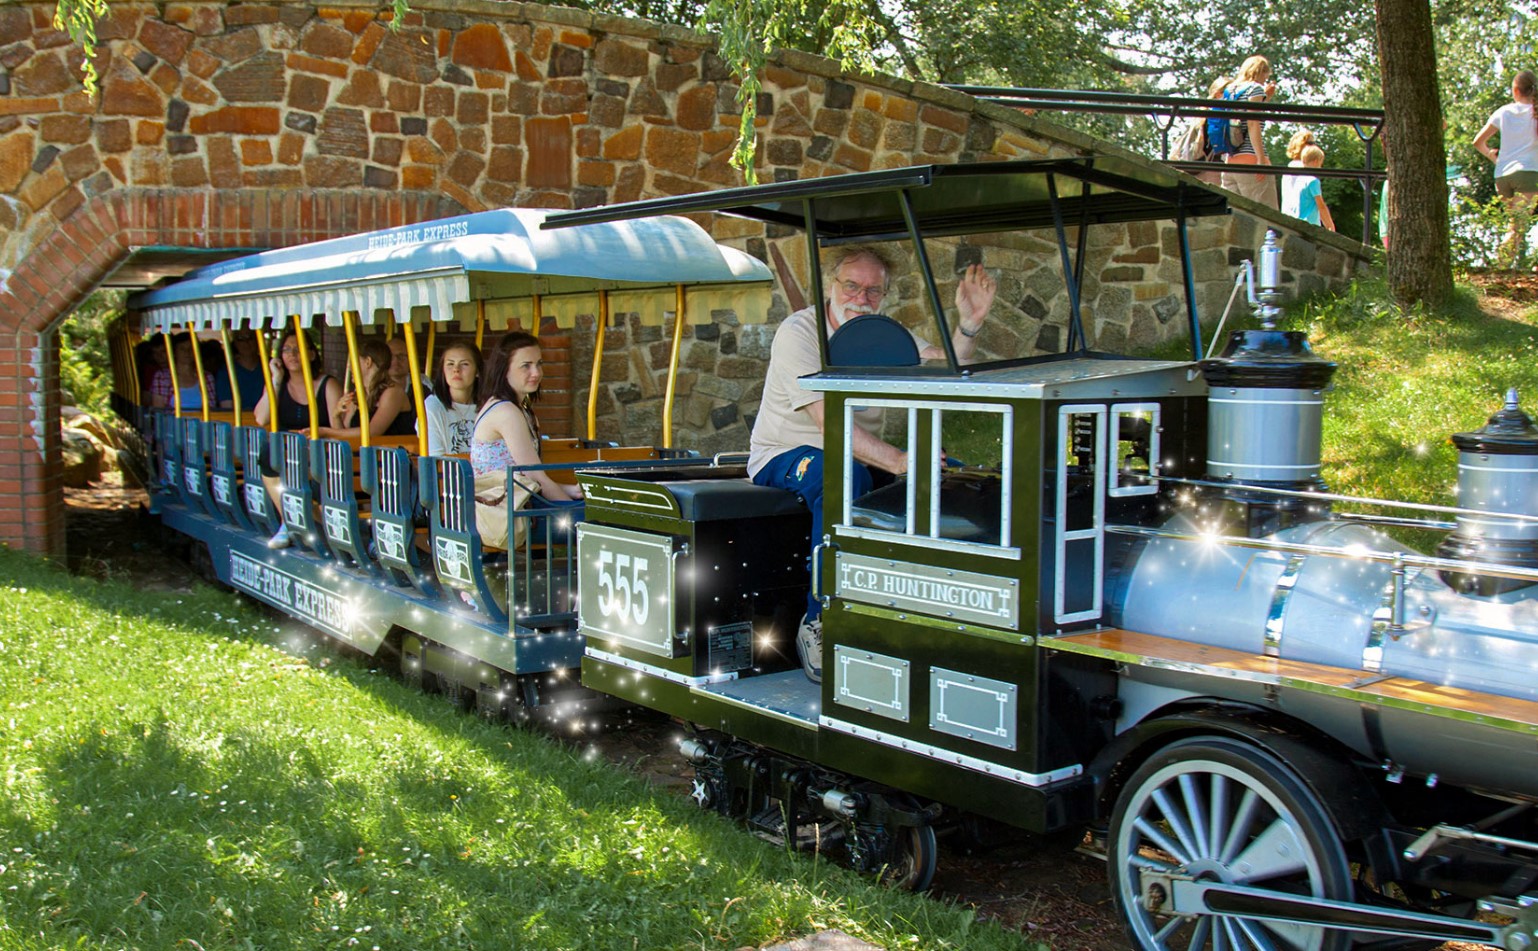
left=50, top=0, right=111, bottom=94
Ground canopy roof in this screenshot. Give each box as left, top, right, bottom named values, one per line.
left=130, top=207, right=771, bottom=332
left=544, top=156, right=1229, bottom=238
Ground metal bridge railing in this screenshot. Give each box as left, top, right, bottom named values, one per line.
left=951, top=86, right=1387, bottom=246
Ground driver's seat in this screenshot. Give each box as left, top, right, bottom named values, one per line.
left=827, top=314, right=920, bottom=367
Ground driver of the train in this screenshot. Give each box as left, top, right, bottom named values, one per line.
left=746, top=246, right=996, bottom=683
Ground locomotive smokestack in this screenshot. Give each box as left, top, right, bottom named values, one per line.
left=1437, top=389, right=1538, bottom=595
left=1199, top=232, right=1336, bottom=534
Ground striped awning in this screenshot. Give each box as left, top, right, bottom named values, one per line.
left=129, top=208, right=772, bottom=333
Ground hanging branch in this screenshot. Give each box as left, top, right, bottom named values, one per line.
left=705, top=0, right=881, bottom=184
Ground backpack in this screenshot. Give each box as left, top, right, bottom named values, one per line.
left=1205, top=85, right=1250, bottom=157
left=1173, top=119, right=1210, bottom=162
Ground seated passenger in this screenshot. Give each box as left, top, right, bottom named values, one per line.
left=148, top=336, right=216, bottom=411
left=423, top=341, right=482, bottom=456
left=319, top=338, right=412, bottom=440
left=253, top=329, right=343, bottom=549
left=470, top=331, right=582, bottom=549
left=384, top=335, right=419, bottom=440
left=139, top=335, right=169, bottom=406
left=213, top=329, right=266, bottom=411
left=747, top=246, right=997, bottom=682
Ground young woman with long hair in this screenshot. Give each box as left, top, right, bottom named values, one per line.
left=253, top=328, right=343, bottom=433
left=423, top=341, right=482, bottom=455
left=253, top=328, right=344, bottom=549
left=469, top=331, right=581, bottom=549
left=1219, top=55, right=1280, bottom=209
left=321, top=337, right=411, bottom=439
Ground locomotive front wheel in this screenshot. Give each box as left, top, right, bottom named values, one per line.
left=1108, top=736, right=1352, bottom=951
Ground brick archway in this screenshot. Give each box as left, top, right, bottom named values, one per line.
left=0, top=187, right=464, bottom=555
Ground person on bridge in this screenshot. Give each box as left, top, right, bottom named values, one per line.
left=747, top=246, right=997, bottom=682
left=1219, top=56, right=1280, bottom=209
left=1474, top=70, right=1538, bottom=269
left=1282, top=131, right=1336, bottom=232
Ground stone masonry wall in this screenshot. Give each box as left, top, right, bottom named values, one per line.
left=0, top=0, right=1370, bottom=554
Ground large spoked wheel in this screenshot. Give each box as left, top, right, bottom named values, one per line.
left=1109, top=737, right=1353, bottom=951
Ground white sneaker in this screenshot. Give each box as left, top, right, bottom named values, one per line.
left=266, top=525, right=291, bottom=549
left=796, top=613, right=823, bottom=683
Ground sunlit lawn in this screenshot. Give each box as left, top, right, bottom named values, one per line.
left=0, top=551, right=1034, bottom=951
left=1298, top=278, right=1538, bottom=509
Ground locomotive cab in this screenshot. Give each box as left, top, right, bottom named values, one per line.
left=803, top=357, right=1208, bottom=816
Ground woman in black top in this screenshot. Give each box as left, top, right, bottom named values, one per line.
left=254, top=329, right=343, bottom=432
left=321, top=338, right=412, bottom=439
left=252, top=328, right=342, bottom=550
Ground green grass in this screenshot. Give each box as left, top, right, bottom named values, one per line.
left=0, top=552, right=1036, bottom=951
left=1295, top=277, right=1538, bottom=509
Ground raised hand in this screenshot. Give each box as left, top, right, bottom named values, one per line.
left=955, top=263, right=996, bottom=330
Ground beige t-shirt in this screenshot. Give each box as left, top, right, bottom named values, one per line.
left=747, top=306, right=888, bottom=476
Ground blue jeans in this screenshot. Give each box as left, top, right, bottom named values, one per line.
left=752, top=446, right=872, bottom=620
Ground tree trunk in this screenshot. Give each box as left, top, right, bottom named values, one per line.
left=1374, top=0, right=1452, bottom=307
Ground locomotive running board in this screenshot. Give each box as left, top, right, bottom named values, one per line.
left=1047, top=628, right=1538, bottom=734
left=1146, top=873, right=1529, bottom=947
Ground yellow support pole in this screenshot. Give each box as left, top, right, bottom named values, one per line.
left=126, top=327, right=142, bottom=407
left=256, top=326, right=278, bottom=433
left=474, top=298, right=486, bottom=350
left=163, top=330, right=181, bottom=418
left=661, top=284, right=686, bottom=450
left=219, top=327, right=241, bottom=424
left=293, top=315, right=319, bottom=439
left=342, top=311, right=369, bottom=447
left=586, top=290, right=608, bottom=441
left=424, top=320, right=437, bottom=376
left=400, top=318, right=428, bottom=457
left=186, top=327, right=210, bottom=423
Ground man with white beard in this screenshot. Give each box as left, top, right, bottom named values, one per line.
left=746, top=245, right=996, bottom=682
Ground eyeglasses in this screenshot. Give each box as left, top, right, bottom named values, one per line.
left=280, top=346, right=301, bottom=355
left=837, top=279, right=887, bottom=303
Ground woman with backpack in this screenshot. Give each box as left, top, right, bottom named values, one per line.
left=1219, top=55, right=1280, bottom=209
left=1174, top=76, right=1232, bottom=185
left=1474, top=71, right=1538, bottom=268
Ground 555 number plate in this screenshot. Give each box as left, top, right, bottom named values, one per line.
left=576, top=523, right=678, bottom=657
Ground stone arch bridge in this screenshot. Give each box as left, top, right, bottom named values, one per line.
left=0, top=0, right=1368, bottom=556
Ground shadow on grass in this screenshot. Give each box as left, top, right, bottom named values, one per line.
left=1, top=549, right=1015, bottom=950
